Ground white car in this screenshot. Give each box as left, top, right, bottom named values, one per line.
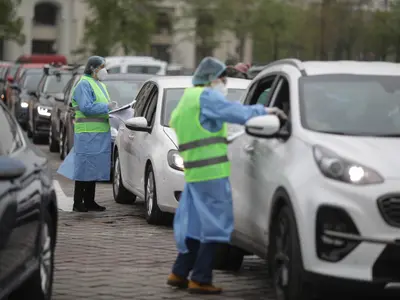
left=112, top=76, right=251, bottom=224
left=220, top=59, right=400, bottom=299
left=105, top=56, right=168, bottom=75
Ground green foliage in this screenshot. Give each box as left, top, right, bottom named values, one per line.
left=0, top=0, right=25, bottom=45
left=79, top=0, right=156, bottom=57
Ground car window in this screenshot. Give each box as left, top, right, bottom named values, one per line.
left=37, top=75, right=46, bottom=93
left=143, top=89, right=158, bottom=126
left=103, top=80, right=142, bottom=106
left=127, top=65, right=160, bottom=75
left=0, top=105, right=23, bottom=155
left=8, top=65, right=19, bottom=78
left=107, top=66, right=121, bottom=74
left=161, top=88, right=246, bottom=126
left=269, top=77, right=291, bottom=133
left=44, top=73, right=72, bottom=93
left=23, top=74, right=42, bottom=92
left=134, top=83, right=154, bottom=117
left=244, top=75, right=277, bottom=106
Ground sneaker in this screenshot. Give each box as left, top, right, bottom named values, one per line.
left=85, top=201, right=106, bottom=212
left=73, top=202, right=88, bottom=212
left=188, top=280, right=222, bottom=294
left=167, top=273, right=189, bottom=289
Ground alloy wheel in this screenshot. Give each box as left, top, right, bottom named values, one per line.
left=146, top=172, right=154, bottom=216
left=113, top=157, right=120, bottom=195
left=273, top=216, right=290, bottom=300
left=40, top=223, right=52, bottom=296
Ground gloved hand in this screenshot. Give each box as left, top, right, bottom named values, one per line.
left=108, top=101, right=118, bottom=110
left=265, top=107, right=287, bottom=119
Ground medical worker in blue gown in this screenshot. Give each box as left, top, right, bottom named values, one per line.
left=167, top=57, right=286, bottom=294
left=57, top=56, right=117, bottom=212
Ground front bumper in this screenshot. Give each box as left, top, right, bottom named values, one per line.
left=34, top=115, right=51, bottom=136
left=294, top=176, right=400, bottom=283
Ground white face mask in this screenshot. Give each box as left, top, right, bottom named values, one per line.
left=96, top=68, right=108, bottom=81
left=212, top=80, right=228, bottom=96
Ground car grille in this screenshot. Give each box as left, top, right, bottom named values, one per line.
left=377, top=195, right=400, bottom=228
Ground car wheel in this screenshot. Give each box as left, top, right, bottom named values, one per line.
left=112, top=152, right=136, bottom=204
left=9, top=211, right=55, bottom=300
left=27, top=123, right=33, bottom=138
left=59, top=129, right=65, bottom=160
left=48, top=124, right=59, bottom=152
left=214, top=244, right=245, bottom=271
left=144, top=165, right=165, bottom=225
left=63, top=131, right=70, bottom=156
left=268, top=206, right=313, bottom=300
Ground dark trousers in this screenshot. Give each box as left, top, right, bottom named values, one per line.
left=172, top=237, right=217, bottom=284
left=73, top=181, right=96, bottom=204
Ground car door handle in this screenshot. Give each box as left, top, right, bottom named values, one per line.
left=128, top=134, right=135, bottom=139
left=243, top=144, right=254, bottom=153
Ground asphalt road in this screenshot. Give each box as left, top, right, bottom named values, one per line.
left=37, top=144, right=398, bottom=300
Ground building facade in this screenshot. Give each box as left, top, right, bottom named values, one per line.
left=2, top=0, right=253, bottom=69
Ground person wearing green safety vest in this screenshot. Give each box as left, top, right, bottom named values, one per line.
left=166, top=57, right=286, bottom=294
left=57, top=56, right=117, bottom=212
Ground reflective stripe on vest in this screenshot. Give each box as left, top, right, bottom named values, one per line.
left=75, top=117, right=109, bottom=123
left=178, top=136, right=228, bottom=152
left=183, top=155, right=229, bottom=169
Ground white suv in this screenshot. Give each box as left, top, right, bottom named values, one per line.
left=219, top=59, right=400, bottom=299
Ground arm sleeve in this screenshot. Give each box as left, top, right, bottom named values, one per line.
left=73, top=81, right=109, bottom=115
left=200, top=89, right=267, bottom=125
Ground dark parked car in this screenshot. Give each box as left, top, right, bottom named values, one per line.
left=60, top=73, right=151, bottom=176
left=49, top=66, right=84, bottom=154
left=0, top=100, right=58, bottom=300
left=27, top=66, right=72, bottom=144
left=0, top=62, right=11, bottom=102
left=2, top=63, right=19, bottom=105
left=10, top=69, right=43, bottom=128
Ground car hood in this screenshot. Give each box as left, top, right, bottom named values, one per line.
left=163, top=127, right=178, bottom=149
left=305, top=131, right=400, bottom=179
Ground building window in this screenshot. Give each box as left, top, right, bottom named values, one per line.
left=32, top=40, right=56, bottom=54
left=34, top=3, right=58, bottom=26
left=151, top=44, right=170, bottom=62
left=155, top=12, right=172, bottom=35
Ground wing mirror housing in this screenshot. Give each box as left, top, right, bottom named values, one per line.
left=28, top=90, right=37, bottom=97
left=54, top=93, right=64, bottom=102
left=11, top=83, right=20, bottom=91
left=0, top=157, right=26, bottom=180
left=125, top=117, right=150, bottom=132
left=245, top=115, right=280, bottom=138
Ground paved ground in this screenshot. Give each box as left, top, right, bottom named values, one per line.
left=38, top=145, right=399, bottom=300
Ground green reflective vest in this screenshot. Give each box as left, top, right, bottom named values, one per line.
left=72, top=75, right=110, bottom=133
left=170, top=87, right=230, bottom=182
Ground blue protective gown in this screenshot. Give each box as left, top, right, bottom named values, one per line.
left=174, top=88, right=267, bottom=253
left=57, top=78, right=112, bottom=182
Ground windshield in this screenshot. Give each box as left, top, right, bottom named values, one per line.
left=161, top=88, right=246, bottom=126
left=44, top=74, right=72, bottom=93
left=103, top=80, right=142, bottom=106
left=8, top=65, right=19, bottom=77
left=127, top=65, right=160, bottom=75
left=299, top=74, right=400, bottom=136
left=23, top=74, right=42, bottom=91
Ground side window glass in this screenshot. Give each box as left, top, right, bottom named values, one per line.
left=134, top=83, right=153, bottom=117
left=144, top=89, right=158, bottom=126
left=37, top=76, right=45, bottom=93
left=269, top=77, right=291, bottom=131
left=244, top=75, right=277, bottom=106
left=107, top=66, right=121, bottom=74
left=0, top=105, right=23, bottom=155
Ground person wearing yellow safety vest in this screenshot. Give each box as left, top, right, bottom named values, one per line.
left=57, top=56, right=117, bottom=212
left=166, top=57, right=286, bottom=294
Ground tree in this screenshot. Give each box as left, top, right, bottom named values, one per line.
left=78, top=0, right=156, bottom=57
left=0, top=0, right=25, bottom=45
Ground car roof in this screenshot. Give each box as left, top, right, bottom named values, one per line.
left=24, top=69, right=43, bottom=74
left=21, top=63, right=46, bottom=68
left=103, top=73, right=155, bottom=81
left=147, top=76, right=251, bottom=89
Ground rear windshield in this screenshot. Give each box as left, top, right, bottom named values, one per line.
left=127, top=65, right=160, bottom=75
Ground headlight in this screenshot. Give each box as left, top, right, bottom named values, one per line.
left=111, top=127, right=118, bottom=137
left=37, top=106, right=51, bottom=117
left=167, top=149, right=184, bottom=171
left=313, top=145, right=383, bottom=185
left=20, top=101, right=28, bottom=108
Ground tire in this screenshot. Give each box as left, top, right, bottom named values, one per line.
left=48, top=124, right=59, bottom=152
left=32, top=121, right=42, bottom=144
left=268, top=205, right=313, bottom=300
left=59, top=129, right=65, bottom=160
left=9, top=211, right=55, bottom=300
left=144, top=165, right=165, bottom=225
left=112, top=152, right=136, bottom=204
left=214, top=244, right=245, bottom=271
left=27, top=124, right=33, bottom=138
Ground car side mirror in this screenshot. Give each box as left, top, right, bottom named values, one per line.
left=11, top=83, right=20, bottom=91
left=0, top=157, right=26, bottom=180
left=245, top=115, right=280, bottom=138
left=7, top=75, right=14, bottom=83
left=54, top=93, right=64, bottom=102
left=125, top=117, right=150, bottom=132
left=28, top=91, right=37, bottom=97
